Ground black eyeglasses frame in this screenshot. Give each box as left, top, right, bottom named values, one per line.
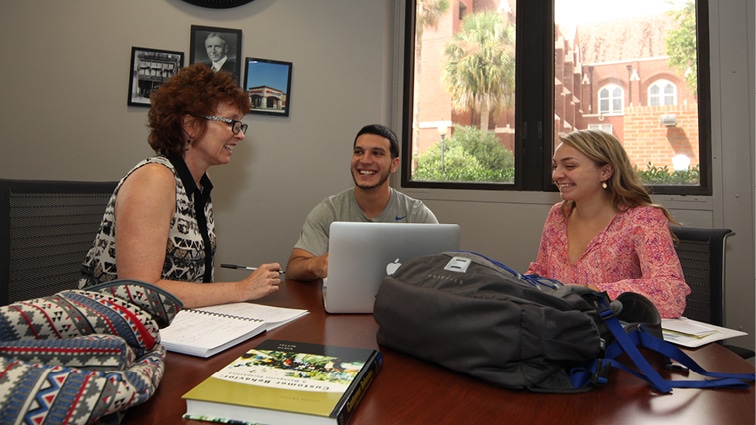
left=201, top=115, right=248, bottom=135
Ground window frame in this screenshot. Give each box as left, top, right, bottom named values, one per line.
left=598, top=84, right=625, bottom=115
left=648, top=79, right=679, bottom=106
left=588, top=123, right=614, bottom=134
left=399, top=0, right=712, bottom=196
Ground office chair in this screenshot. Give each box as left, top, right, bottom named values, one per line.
left=0, top=179, right=117, bottom=306
left=671, top=225, right=755, bottom=359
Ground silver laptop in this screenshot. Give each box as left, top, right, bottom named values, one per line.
left=323, top=222, right=461, bottom=313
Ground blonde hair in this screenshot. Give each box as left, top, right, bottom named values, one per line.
left=557, top=129, right=679, bottom=228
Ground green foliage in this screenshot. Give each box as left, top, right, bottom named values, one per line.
left=665, top=1, right=697, bottom=92
left=413, top=126, right=514, bottom=183
left=635, top=162, right=700, bottom=185
left=443, top=11, right=516, bottom=128
left=418, top=0, right=450, bottom=31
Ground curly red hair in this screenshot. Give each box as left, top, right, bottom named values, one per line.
left=147, top=63, right=251, bottom=156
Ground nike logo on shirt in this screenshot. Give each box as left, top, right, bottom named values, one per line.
left=395, top=215, right=407, bottom=221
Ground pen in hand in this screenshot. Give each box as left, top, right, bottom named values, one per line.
left=221, top=263, right=285, bottom=274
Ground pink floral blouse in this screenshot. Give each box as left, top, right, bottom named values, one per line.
left=527, top=203, right=690, bottom=318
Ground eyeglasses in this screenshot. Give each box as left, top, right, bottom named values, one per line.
left=201, top=115, right=248, bottom=135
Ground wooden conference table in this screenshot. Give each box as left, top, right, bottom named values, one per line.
left=123, top=280, right=755, bottom=425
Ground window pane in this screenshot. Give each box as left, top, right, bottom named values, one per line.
left=407, top=1, right=516, bottom=185
left=554, top=0, right=701, bottom=186
left=599, top=98, right=609, bottom=113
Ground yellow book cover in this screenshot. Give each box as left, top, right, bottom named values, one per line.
left=182, top=340, right=383, bottom=425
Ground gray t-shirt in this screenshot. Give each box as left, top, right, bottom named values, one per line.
left=293, top=187, right=438, bottom=256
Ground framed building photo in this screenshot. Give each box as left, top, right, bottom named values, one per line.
left=244, top=57, right=293, bottom=117
left=190, top=25, right=242, bottom=85
left=128, top=47, right=184, bottom=107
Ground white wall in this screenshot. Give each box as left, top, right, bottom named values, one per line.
left=0, top=0, right=393, bottom=276
left=751, top=0, right=756, bottom=359
left=0, top=0, right=752, bottom=353
left=704, top=0, right=754, bottom=353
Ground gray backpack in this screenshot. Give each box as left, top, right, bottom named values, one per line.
left=373, top=251, right=754, bottom=393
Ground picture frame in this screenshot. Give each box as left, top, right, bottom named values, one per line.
left=243, top=57, right=293, bottom=117
left=190, top=25, right=242, bottom=85
left=128, top=47, right=184, bottom=107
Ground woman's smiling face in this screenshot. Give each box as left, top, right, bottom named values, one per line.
left=191, top=102, right=246, bottom=167
left=552, top=142, right=607, bottom=201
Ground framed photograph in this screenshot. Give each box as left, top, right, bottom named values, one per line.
left=190, top=25, right=242, bottom=85
left=243, top=57, right=293, bottom=117
left=128, top=47, right=184, bottom=107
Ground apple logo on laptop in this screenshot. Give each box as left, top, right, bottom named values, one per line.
left=386, top=258, right=401, bottom=275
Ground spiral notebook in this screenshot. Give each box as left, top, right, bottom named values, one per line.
left=159, top=303, right=309, bottom=358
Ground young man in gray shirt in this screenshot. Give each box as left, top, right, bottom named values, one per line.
left=286, top=124, right=438, bottom=281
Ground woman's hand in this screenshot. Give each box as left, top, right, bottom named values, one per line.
left=237, top=263, right=283, bottom=300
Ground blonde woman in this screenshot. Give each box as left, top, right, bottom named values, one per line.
left=527, top=129, right=690, bottom=318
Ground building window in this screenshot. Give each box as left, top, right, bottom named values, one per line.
left=598, top=84, right=624, bottom=115
left=401, top=0, right=709, bottom=194
left=649, top=79, right=678, bottom=106
left=588, top=123, right=613, bottom=134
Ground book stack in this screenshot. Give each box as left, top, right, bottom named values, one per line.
left=182, top=340, right=383, bottom=425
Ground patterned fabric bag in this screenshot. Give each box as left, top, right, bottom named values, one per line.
left=0, top=280, right=182, bottom=425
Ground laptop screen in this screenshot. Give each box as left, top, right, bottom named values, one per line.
left=323, top=222, right=461, bottom=313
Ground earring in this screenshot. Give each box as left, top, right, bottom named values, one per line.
left=601, top=181, right=608, bottom=190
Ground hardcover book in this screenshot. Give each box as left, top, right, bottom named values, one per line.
left=182, top=340, right=383, bottom=425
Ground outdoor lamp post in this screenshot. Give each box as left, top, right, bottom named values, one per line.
left=437, top=124, right=447, bottom=175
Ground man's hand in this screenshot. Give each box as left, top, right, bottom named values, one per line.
left=286, top=249, right=328, bottom=281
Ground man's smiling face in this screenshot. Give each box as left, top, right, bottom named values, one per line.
left=351, top=134, right=399, bottom=191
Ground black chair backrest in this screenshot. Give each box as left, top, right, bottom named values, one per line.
left=0, top=179, right=117, bottom=305
left=670, top=226, right=734, bottom=326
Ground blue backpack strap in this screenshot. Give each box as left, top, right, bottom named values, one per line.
left=633, top=329, right=754, bottom=387
left=568, top=358, right=611, bottom=390
left=597, top=296, right=754, bottom=392
left=597, top=296, right=673, bottom=393
left=451, top=250, right=564, bottom=290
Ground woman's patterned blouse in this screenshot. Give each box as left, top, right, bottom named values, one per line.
left=79, top=155, right=216, bottom=288
left=527, top=203, right=690, bottom=318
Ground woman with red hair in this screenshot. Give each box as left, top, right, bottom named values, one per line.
left=80, top=63, right=282, bottom=308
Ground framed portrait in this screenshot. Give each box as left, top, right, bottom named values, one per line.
left=190, top=25, right=242, bottom=85
left=243, top=57, right=293, bottom=117
left=180, top=0, right=256, bottom=7
left=128, top=47, right=184, bottom=107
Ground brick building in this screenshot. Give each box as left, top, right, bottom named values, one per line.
left=414, top=1, right=699, bottom=170
left=556, top=13, right=699, bottom=169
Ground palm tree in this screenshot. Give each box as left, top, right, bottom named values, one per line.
left=442, top=11, right=515, bottom=132
left=412, top=0, right=450, bottom=168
